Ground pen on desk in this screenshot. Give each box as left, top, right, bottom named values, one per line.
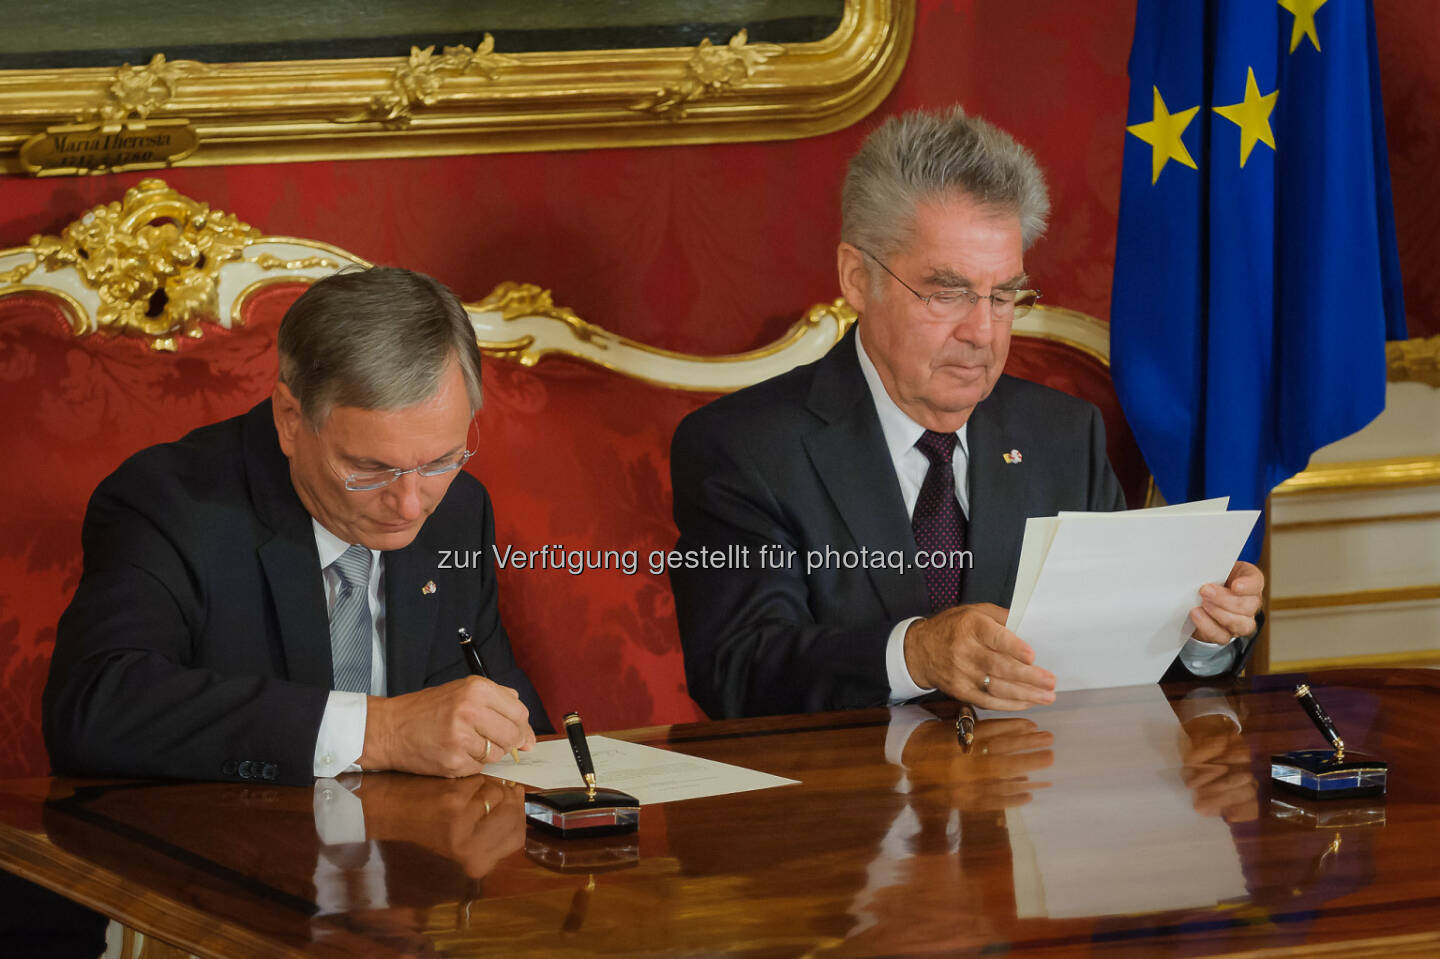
left=458, top=627, right=519, bottom=763
left=1294, top=683, right=1345, bottom=760
left=564, top=711, right=597, bottom=799
left=956, top=703, right=977, bottom=752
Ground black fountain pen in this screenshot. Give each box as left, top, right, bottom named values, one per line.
left=1295, top=683, right=1345, bottom=760
left=565, top=712, right=598, bottom=799
left=523, top=710, right=640, bottom=837
left=458, top=627, right=519, bottom=763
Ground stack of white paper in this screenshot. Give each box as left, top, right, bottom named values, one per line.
left=1004, top=498, right=1259, bottom=691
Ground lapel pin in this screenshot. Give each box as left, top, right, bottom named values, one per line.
left=422, top=580, right=437, bottom=595
left=1002, top=449, right=1023, bottom=464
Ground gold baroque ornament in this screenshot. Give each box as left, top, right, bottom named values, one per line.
left=361, top=35, right=519, bottom=127
left=16, top=179, right=257, bottom=351
left=474, top=281, right=604, bottom=354
left=247, top=253, right=340, bottom=271
left=96, top=53, right=206, bottom=122
left=1387, top=335, right=1440, bottom=388
left=632, top=30, right=785, bottom=120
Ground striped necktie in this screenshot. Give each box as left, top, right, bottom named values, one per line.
left=329, top=544, right=373, bottom=693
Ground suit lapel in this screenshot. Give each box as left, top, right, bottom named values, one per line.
left=803, top=332, right=928, bottom=620
left=963, top=387, right=1026, bottom=607
left=383, top=542, right=439, bottom=696
left=244, top=403, right=334, bottom=689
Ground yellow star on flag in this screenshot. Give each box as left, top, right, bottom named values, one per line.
left=1213, top=67, right=1279, bottom=167
left=1126, top=87, right=1200, bottom=185
left=1279, top=0, right=1327, bottom=53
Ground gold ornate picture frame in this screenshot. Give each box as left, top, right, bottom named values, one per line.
left=0, top=0, right=912, bottom=176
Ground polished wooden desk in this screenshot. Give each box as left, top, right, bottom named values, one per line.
left=1, top=669, right=1437, bottom=958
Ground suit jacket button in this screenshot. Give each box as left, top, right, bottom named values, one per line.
left=262, top=763, right=278, bottom=781
left=238, top=760, right=252, bottom=779
left=222, top=760, right=238, bottom=777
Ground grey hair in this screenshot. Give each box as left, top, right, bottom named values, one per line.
left=277, top=266, right=484, bottom=430
left=841, top=106, right=1051, bottom=269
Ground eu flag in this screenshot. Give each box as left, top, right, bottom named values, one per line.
left=1110, top=0, right=1406, bottom=558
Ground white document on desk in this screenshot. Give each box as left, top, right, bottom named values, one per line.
left=1005, top=499, right=1259, bottom=691
left=481, top=735, right=798, bottom=805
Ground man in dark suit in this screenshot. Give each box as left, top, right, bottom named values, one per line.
left=45, top=267, right=550, bottom=786
left=670, top=107, right=1263, bottom=720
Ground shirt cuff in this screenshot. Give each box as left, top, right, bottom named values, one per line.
left=1177, top=635, right=1238, bottom=678
left=313, top=690, right=368, bottom=778
left=885, top=617, right=936, bottom=704
left=313, top=775, right=367, bottom=845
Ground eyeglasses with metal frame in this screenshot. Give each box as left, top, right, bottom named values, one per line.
left=858, top=247, right=1041, bottom=323
left=338, top=420, right=478, bottom=492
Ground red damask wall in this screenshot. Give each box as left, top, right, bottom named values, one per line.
left=4, top=1, right=1434, bottom=350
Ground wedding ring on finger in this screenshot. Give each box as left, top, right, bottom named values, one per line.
left=481, top=737, right=492, bottom=762
left=982, top=675, right=992, bottom=691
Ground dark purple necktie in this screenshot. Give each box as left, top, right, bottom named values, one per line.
left=911, top=429, right=967, bottom=613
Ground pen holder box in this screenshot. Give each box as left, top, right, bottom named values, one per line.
left=1270, top=749, right=1388, bottom=800
left=525, top=787, right=640, bottom=838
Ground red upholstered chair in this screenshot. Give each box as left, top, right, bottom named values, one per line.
left=0, top=179, right=1145, bottom=779
left=1006, top=305, right=1152, bottom=509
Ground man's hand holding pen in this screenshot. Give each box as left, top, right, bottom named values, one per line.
left=356, top=677, right=536, bottom=778
left=460, top=628, right=521, bottom=762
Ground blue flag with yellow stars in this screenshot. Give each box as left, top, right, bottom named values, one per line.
left=1110, top=0, right=1406, bottom=558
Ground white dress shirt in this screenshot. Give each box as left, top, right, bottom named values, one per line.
left=853, top=330, right=1233, bottom=704
left=312, top=519, right=386, bottom=777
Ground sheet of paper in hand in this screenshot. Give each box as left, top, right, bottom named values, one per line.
left=1006, top=498, right=1259, bottom=691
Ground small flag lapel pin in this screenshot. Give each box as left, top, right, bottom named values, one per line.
left=422, top=580, right=437, bottom=595
left=1002, top=449, right=1023, bottom=464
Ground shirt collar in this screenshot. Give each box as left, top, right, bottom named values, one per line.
left=312, top=518, right=377, bottom=569
left=854, top=326, right=968, bottom=460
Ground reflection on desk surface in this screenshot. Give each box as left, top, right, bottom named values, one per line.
left=0, top=670, right=1432, bottom=958
left=1006, top=686, right=1246, bottom=919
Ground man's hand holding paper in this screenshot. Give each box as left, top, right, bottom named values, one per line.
left=1190, top=561, right=1264, bottom=647
left=902, top=604, right=1057, bottom=710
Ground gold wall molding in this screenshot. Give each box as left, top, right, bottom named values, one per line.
left=631, top=30, right=784, bottom=120
left=1271, top=455, right=1440, bottom=496
left=1270, top=509, right=1440, bottom=533
left=0, top=0, right=913, bottom=175
left=1270, top=583, right=1440, bottom=612
left=98, top=53, right=206, bottom=122
left=352, top=36, right=519, bottom=128
left=1272, top=648, right=1440, bottom=673
left=1388, top=334, right=1440, bottom=387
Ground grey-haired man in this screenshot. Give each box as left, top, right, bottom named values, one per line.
left=46, top=267, right=550, bottom=785
left=670, top=107, right=1263, bottom=719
